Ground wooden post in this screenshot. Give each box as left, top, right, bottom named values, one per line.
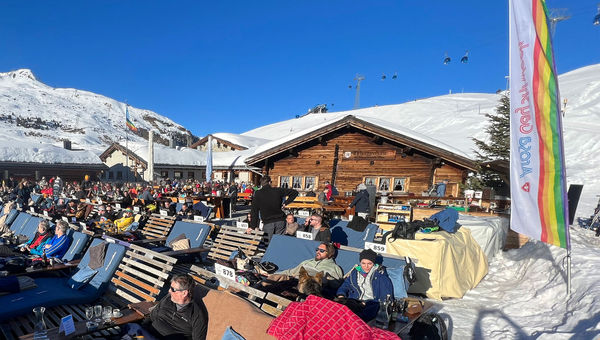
left=331, top=144, right=339, bottom=186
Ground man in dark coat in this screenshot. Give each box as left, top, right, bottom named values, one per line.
left=349, top=183, right=370, bottom=219
left=248, top=176, right=298, bottom=240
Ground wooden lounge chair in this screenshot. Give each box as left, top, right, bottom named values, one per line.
left=0, top=241, right=177, bottom=340
left=140, top=213, right=177, bottom=240
left=206, top=225, right=264, bottom=262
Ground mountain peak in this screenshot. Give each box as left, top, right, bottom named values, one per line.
left=0, top=69, right=37, bottom=81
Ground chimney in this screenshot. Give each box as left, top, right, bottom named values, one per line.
left=63, top=140, right=72, bottom=150
left=169, top=138, right=175, bottom=149
left=186, top=135, right=192, bottom=147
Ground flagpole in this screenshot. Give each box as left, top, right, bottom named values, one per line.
left=125, top=103, right=129, bottom=183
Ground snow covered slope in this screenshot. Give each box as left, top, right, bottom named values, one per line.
left=242, top=65, right=600, bottom=218
left=0, top=69, right=196, bottom=155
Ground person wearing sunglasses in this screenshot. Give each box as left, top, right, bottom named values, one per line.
left=268, top=242, right=343, bottom=285
left=123, top=274, right=208, bottom=340
left=302, top=214, right=331, bottom=242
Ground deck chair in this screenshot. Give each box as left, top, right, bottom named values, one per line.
left=330, top=220, right=378, bottom=248
left=207, top=226, right=265, bottom=262
left=144, top=220, right=212, bottom=257
left=140, top=213, right=177, bottom=240
left=7, top=212, right=32, bottom=236
left=0, top=238, right=127, bottom=322
left=261, top=235, right=412, bottom=298
left=0, top=242, right=177, bottom=339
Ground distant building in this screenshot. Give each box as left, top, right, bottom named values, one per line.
left=0, top=140, right=106, bottom=182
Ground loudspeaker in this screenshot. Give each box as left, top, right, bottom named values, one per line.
left=567, top=184, right=583, bottom=225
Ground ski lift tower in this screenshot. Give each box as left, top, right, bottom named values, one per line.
left=353, top=74, right=365, bottom=109
left=548, top=8, right=571, bottom=38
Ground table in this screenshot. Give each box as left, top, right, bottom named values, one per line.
left=19, top=301, right=154, bottom=340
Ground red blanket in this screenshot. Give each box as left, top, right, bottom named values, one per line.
left=267, top=295, right=400, bottom=340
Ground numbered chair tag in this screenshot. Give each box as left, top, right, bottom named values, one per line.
left=364, top=242, right=387, bottom=254
left=43, top=210, right=49, bottom=217
left=236, top=221, right=249, bottom=229
left=298, top=210, right=310, bottom=217
left=30, top=207, right=35, bottom=213
left=160, top=210, right=168, bottom=216
left=97, top=198, right=103, bottom=204
left=194, top=215, right=205, bottom=222
left=115, top=203, right=121, bottom=209
left=62, top=216, right=69, bottom=222
left=85, top=198, right=91, bottom=203
left=214, top=263, right=236, bottom=281
left=133, top=206, right=140, bottom=213
left=296, top=231, right=313, bottom=240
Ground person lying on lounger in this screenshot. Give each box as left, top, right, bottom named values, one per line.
left=18, top=220, right=53, bottom=254
left=30, top=220, right=71, bottom=259
left=120, top=274, right=208, bottom=340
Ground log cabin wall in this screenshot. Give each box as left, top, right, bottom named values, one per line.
left=262, top=127, right=467, bottom=195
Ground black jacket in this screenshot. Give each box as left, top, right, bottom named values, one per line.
left=149, top=295, right=208, bottom=340
left=350, top=189, right=370, bottom=213
left=250, top=184, right=298, bottom=228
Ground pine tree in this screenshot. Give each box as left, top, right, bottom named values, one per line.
left=472, top=94, right=510, bottom=161
left=469, top=93, right=510, bottom=192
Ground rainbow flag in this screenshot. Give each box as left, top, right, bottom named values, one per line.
left=126, top=106, right=138, bottom=132
left=509, top=0, right=569, bottom=248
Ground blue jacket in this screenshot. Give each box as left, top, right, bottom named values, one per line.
left=336, top=265, right=394, bottom=320
left=30, top=234, right=71, bottom=259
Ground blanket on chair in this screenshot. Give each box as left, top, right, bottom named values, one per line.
left=267, top=295, right=399, bottom=340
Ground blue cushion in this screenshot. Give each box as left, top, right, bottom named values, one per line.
left=386, top=266, right=408, bottom=298
left=222, top=326, right=246, bottom=340
left=9, top=212, right=31, bottom=234
left=263, top=235, right=407, bottom=276
left=166, top=221, right=211, bottom=248
left=0, top=278, right=96, bottom=321
left=20, top=216, right=42, bottom=239
left=330, top=221, right=377, bottom=248
left=62, top=231, right=90, bottom=262
left=67, top=265, right=98, bottom=290
left=3, top=209, right=18, bottom=226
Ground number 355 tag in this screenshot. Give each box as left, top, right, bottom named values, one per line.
left=364, top=242, right=387, bottom=254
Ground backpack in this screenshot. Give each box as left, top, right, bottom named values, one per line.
left=429, top=208, right=460, bottom=233
left=409, top=312, right=448, bottom=340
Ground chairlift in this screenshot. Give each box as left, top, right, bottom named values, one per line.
left=461, top=50, right=469, bottom=64
left=348, top=85, right=353, bottom=89
left=381, top=73, right=387, bottom=81
left=595, top=14, right=600, bottom=25
left=443, top=52, right=451, bottom=65
left=392, top=72, right=398, bottom=80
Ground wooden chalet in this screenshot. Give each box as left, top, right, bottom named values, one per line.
left=244, top=115, right=477, bottom=197
left=190, top=134, right=248, bottom=152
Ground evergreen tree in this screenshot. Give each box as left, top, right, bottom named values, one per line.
left=472, top=93, right=510, bottom=161
left=469, top=93, right=510, bottom=192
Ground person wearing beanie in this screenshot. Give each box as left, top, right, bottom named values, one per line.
left=335, top=249, right=394, bottom=321
left=349, top=183, right=370, bottom=219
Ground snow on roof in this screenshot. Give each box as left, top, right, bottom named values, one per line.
left=117, top=142, right=252, bottom=168
left=242, top=93, right=500, bottom=160
left=0, top=135, right=102, bottom=164
left=211, top=133, right=269, bottom=149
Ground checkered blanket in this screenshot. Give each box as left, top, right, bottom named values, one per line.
left=267, top=295, right=400, bottom=340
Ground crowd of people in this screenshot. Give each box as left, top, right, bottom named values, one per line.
left=0, top=173, right=397, bottom=339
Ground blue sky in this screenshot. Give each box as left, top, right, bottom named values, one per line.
left=2, top=1, right=599, bottom=137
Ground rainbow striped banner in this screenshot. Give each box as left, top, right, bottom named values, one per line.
left=509, top=0, right=569, bottom=248
left=125, top=106, right=138, bottom=132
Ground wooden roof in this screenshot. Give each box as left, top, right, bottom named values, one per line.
left=190, top=134, right=247, bottom=151
left=245, top=115, right=477, bottom=171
